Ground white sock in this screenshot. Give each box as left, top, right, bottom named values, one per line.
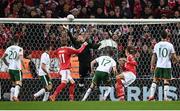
left=82, top=88, right=92, bottom=101
left=149, top=82, right=157, bottom=97
left=10, top=87, right=15, bottom=101
left=43, top=92, right=50, bottom=101
left=34, top=88, right=45, bottom=97
left=103, top=87, right=111, bottom=100
left=14, top=85, right=20, bottom=98
left=164, top=85, right=169, bottom=100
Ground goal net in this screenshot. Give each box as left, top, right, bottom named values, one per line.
left=0, top=18, right=179, bottom=101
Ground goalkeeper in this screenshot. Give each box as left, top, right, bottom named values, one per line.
left=63, top=25, right=101, bottom=92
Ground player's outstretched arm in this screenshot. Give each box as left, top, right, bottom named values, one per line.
left=69, top=42, right=88, bottom=54
left=112, top=66, right=118, bottom=76
left=1, top=53, right=9, bottom=66
left=171, top=53, right=179, bottom=63
left=90, top=59, right=96, bottom=75
left=150, top=53, right=157, bottom=72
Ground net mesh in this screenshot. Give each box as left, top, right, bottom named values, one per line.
left=0, top=19, right=179, bottom=101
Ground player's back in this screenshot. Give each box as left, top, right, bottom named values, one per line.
left=38, top=52, right=50, bottom=76
left=124, top=55, right=137, bottom=75
left=5, top=45, right=23, bottom=70
left=95, top=56, right=116, bottom=73
left=154, top=41, right=175, bottom=68
left=57, top=47, right=72, bottom=70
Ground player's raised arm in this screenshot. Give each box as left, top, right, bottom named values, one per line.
left=69, top=42, right=88, bottom=54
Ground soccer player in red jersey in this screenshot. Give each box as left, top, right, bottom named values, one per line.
left=115, top=46, right=138, bottom=101
left=49, top=38, right=88, bottom=101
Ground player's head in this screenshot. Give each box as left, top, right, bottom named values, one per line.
left=45, top=43, right=52, bottom=52
left=125, top=46, right=137, bottom=56
left=101, top=47, right=114, bottom=56
left=60, top=38, right=68, bottom=46
left=77, top=33, right=86, bottom=42
left=161, top=30, right=168, bottom=39
left=11, top=37, right=19, bottom=45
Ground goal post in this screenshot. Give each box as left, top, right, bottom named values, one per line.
left=0, top=18, right=179, bottom=24
left=0, top=18, right=179, bottom=101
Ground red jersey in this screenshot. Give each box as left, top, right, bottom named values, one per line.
left=122, top=55, right=138, bottom=76
left=57, top=44, right=86, bottom=70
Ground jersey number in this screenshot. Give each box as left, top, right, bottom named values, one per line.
left=159, top=48, right=168, bottom=57
left=9, top=51, right=17, bottom=59
left=101, top=59, right=111, bottom=66
left=59, top=54, right=65, bottom=63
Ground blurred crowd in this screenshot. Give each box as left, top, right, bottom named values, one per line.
left=0, top=0, right=179, bottom=18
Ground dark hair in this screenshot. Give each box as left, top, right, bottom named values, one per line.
left=126, top=46, right=137, bottom=55
left=11, top=37, right=19, bottom=44
left=60, top=38, right=68, bottom=46
left=101, top=46, right=114, bottom=56
left=161, top=30, right=168, bottom=39
left=44, top=43, right=51, bottom=51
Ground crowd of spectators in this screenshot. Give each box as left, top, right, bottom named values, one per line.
left=0, top=0, right=179, bottom=18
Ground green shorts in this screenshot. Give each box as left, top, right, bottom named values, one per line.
left=9, top=69, right=22, bottom=81
left=154, top=68, right=172, bottom=79
left=92, top=71, right=111, bottom=86
left=40, top=75, right=52, bottom=86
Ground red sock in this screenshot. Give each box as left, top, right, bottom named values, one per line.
left=69, top=83, right=75, bottom=100
left=115, top=78, right=125, bottom=98
left=53, top=83, right=66, bottom=97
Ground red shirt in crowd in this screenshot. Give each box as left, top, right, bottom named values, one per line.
left=57, top=44, right=87, bottom=70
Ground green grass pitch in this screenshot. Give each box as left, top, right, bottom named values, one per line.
left=0, top=101, right=180, bottom=110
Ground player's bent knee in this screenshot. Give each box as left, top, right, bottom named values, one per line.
left=46, top=84, right=52, bottom=91
left=15, top=81, right=22, bottom=86
left=61, top=80, right=67, bottom=83
left=70, top=80, right=75, bottom=84
left=90, top=83, right=95, bottom=89
left=164, top=79, right=170, bottom=84
left=153, top=77, right=159, bottom=83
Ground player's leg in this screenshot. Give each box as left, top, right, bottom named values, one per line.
left=115, top=73, right=125, bottom=100
left=82, top=71, right=99, bottom=101
left=13, top=70, right=23, bottom=101
left=116, top=71, right=136, bottom=100
left=68, top=71, right=75, bottom=101
left=34, top=75, right=47, bottom=99
left=49, top=70, right=67, bottom=101
left=10, top=83, right=15, bottom=101
left=103, top=73, right=112, bottom=101
left=79, top=63, right=90, bottom=91
left=34, top=75, right=52, bottom=101
left=163, top=68, right=171, bottom=101
left=43, top=82, right=52, bottom=101
left=9, top=70, right=15, bottom=101
left=148, top=68, right=161, bottom=101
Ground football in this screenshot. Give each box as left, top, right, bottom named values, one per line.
left=67, top=14, right=75, bottom=21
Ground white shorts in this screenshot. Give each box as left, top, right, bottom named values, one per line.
left=60, top=69, right=73, bottom=83
left=121, top=71, right=136, bottom=87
